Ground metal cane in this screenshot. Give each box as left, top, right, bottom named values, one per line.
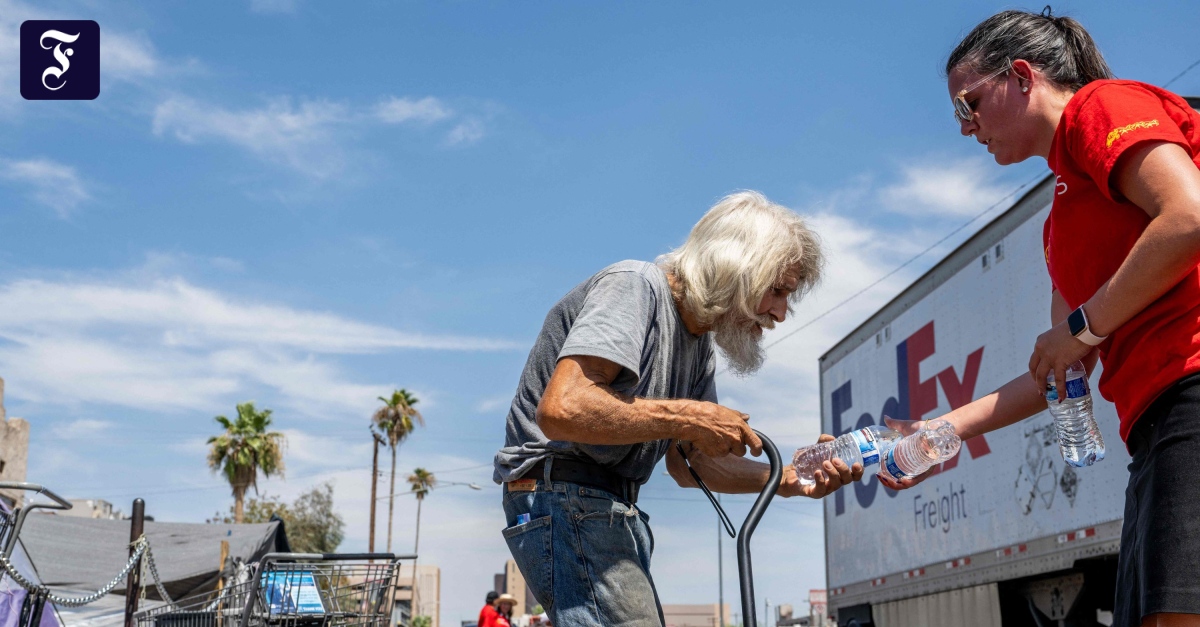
left=677, top=429, right=782, bottom=627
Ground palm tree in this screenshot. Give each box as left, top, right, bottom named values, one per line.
left=206, top=402, right=286, bottom=523
left=372, top=389, right=424, bottom=554
left=407, top=468, right=436, bottom=555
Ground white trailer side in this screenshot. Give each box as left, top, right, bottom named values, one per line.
left=819, top=176, right=1128, bottom=626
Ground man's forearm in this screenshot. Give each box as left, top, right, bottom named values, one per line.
left=538, top=378, right=702, bottom=445
left=678, top=447, right=775, bottom=494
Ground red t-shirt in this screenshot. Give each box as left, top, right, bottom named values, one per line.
left=478, top=605, right=499, bottom=627
left=1044, top=79, right=1200, bottom=442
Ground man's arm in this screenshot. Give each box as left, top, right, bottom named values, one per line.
left=537, top=355, right=762, bottom=457
left=665, top=436, right=863, bottom=499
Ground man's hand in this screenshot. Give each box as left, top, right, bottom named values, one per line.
left=877, top=416, right=934, bottom=491
left=779, top=433, right=864, bottom=499
left=678, top=402, right=763, bottom=458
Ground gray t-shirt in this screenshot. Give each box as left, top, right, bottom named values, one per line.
left=493, top=260, right=717, bottom=486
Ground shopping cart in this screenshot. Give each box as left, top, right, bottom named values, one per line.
left=0, top=482, right=73, bottom=558
left=135, top=553, right=413, bottom=627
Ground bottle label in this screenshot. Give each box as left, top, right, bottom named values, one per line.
left=851, top=428, right=880, bottom=466
left=883, top=449, right=906, bottom=480
left=1065, top=376, right=1089, bottom=399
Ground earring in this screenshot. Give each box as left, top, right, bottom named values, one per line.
left=1021, top=86, right=1029, bottom=93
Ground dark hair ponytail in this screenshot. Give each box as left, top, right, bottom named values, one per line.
left=945, top=6, right=1114, bottom=91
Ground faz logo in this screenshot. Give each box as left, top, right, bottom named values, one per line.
left=831, top=321, right=991, bottom=516
left=20, top=20, right=100, bottom=101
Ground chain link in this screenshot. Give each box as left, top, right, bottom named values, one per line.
left=0, top=537, right=148, bottom=607
left=0, top=534, right=177, bottom=609
left=142, top=541, right=175, bottom=607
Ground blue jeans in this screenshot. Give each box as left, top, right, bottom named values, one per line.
left=501, top=470, right=663, bottom=626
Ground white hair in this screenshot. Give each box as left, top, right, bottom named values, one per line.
left=658, top=190, right=823, bottom=329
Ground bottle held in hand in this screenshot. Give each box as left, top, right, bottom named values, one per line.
left=1046, top=360, right=1105, bottom=467
left=879, top=419, right=962, bottom=480
left=792, top=425, right=900, bottom=486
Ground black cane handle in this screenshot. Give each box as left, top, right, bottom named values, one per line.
left=738, top=430, right=781, bottom=627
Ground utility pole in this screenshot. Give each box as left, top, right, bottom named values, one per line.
left=368, top=431, right=382, bottom=552
left=718, top=494, right=725, bottom=627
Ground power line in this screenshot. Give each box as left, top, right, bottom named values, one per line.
left=1164, top=56, right=1200, bottom=89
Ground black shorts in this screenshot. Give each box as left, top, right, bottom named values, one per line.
left=1115, top=373, right=1200, bottom=626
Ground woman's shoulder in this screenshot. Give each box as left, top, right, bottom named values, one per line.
left=1067, top=79, right=1184, bottom=118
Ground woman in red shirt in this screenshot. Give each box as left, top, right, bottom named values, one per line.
left=493, top=595, right=516, bottom=627
left=880, top=8, right=1200, bottom=627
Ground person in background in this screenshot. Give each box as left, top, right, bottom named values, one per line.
left=884, top=8, right=1200, bottom=627
left=494, top=594, right=517, bottom=627
left=477, top=591, right=499, bottom=627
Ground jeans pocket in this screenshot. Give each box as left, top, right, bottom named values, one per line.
left=502, top=515, right=553, bottom=610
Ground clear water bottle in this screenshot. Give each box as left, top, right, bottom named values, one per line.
left=1047, top=361, right=1105, bottom=467
left=880, top=419, right=962, bottom=480
left=793, top=425, right=900, bottom=486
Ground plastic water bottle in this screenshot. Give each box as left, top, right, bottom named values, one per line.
left=879, top=420, right=962, bottom=480
left=793, top=425, right=900, bottom=486
left=1046, top=361, right=1105, bottom=467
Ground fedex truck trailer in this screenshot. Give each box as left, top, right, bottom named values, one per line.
left=819, top=169, right=1148, bottom=627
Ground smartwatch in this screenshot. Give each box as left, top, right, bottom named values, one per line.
left=1068, top=306, right=1107, bottom=346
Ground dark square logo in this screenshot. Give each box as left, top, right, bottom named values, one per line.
left=20, top=20, right=100, bottom=101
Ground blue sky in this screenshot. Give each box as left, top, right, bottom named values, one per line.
left=2, top=0, right=1197, bottom=623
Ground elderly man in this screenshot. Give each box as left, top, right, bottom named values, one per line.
left=493, top=191, right=862, bottom=626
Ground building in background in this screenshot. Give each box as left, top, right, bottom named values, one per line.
left=59, top=499, right=122, bottom=519
left=808, top=590, right=829, bottom=627
left=395, top=563, right=441, bottom=627
left=0, top=377, right=30, bottom=508
left=493, top=559, right=538, bottom=617
left=661, top=604, right=729, bottom=627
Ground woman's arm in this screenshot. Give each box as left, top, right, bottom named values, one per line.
left=1028, top=141, right=1200, bottom=391
left=881, top=291, right=1094, bottom=489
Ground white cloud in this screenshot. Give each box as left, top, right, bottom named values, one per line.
left=153, top=97, right=351, bottom=178
left=880, top=158, right=1008, bottom=218
left=0, top=158, right=90, bottom=217
left=49, top=419, right=112, bottom=441
left=0, top=275, right=518, bottom=416
left=474, top=395, right=511, bottom=414
left=446, top=118, right=485, bottom=146
left=152, top=95, right=482, bottom=176
left=102, top=32, right=161, bottom=82
left=375, top=96, right=452, bottom=125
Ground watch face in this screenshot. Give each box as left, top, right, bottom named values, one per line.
left=1068, top=308, right=1086, bottom=336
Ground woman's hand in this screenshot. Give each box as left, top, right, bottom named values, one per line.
left=1028, top=319, right=1092, bottom=401
left=876, top=416, right=936, bottom=491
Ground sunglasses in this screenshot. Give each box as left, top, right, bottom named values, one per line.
left=953, top=60, right=1012, bottom=124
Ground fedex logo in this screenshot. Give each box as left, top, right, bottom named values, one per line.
left=831, top=321, right=990, bottom=515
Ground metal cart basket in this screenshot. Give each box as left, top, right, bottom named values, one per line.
left=135, top=553, right=412, bottom=627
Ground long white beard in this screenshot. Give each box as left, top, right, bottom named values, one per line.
left=712, top=313, right=774, bottom=377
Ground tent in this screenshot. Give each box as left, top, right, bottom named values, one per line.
left=18, top=514, right=286, bottom=626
